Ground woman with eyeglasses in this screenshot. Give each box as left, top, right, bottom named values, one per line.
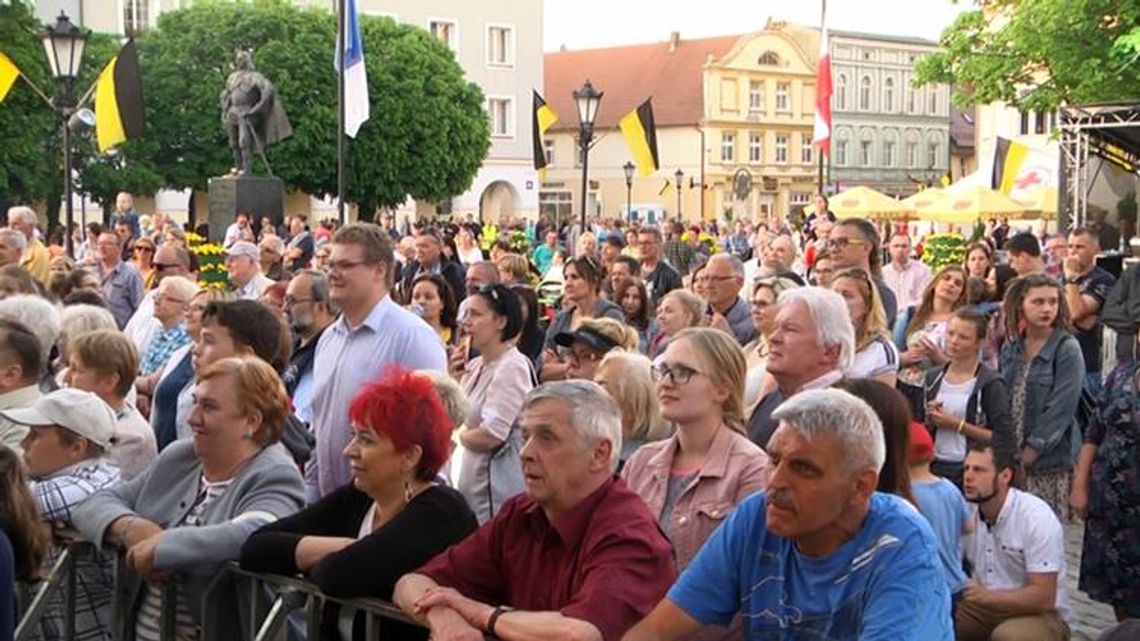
left=743, top=277, right=800, bottom=406
left=623, top=327, right=768, bottom=641
left=895, top=265, right=969, bottom=416
left=553, top=317, right=639, bottom=380
left=130, top=238, right=157, bottom=290
left=541, top=256, right=624, bottom=381
left=451, top=284, right=534, bottom=523
left=832, top=267, right=899, bottom=386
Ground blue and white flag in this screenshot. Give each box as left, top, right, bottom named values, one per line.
left=335, top=0, right=369, bottom=138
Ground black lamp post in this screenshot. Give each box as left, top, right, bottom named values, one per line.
left=573, top=79, right=602, bottom=234
left=622, top=161, right=635, bottom=224
left=41, top=12, right=88, bottom=258
left=674, top=169, right=684, bottom=220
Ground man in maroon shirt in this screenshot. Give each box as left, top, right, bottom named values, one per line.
left=394, top=380, right=676, bottom=641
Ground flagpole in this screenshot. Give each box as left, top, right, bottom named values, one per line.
left=337, top=0, right=347, bottom=225
left=817, top=0, right=827, bottom=195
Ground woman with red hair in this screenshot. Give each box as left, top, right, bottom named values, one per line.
left=240, top=367, right=477, bottom=638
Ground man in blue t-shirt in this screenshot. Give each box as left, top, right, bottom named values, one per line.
left=623, top=388, right=954, bottom=641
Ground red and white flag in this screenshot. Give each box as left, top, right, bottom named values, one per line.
left=812, top=27, right=832, bottom=156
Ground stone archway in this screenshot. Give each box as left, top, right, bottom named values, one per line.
left=478, top=180, right=520, bottom=223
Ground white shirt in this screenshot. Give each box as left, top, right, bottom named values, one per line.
left=882, top=259, right=933, bottom=312
left=234, top=272, right=274, bottom=301
left=932, top=376, right=976, bottom=463
left=123, top=291, right=161, bottom=358
left=849, top=335, right=899, bottom=380
left=963, top=488, right=1072, bottom=624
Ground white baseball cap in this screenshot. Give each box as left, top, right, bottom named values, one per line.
left=0, top=389, right=117, bottom=449
left=226, top=241, right=259, bottom=260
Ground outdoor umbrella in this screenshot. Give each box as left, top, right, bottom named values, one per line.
left=1010, top=186, right=1058, bottom=219
left=915, top=186, right=1030, bottom=224
left=828, top=186, right=915, bottom=220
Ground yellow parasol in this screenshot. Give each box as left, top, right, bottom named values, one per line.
left=1010, top=186, right=1058, bottom=219
left=827, top=186, right=915, bottom=220
left=900, top=188, right=947, bottom=210
left=915, top=187, right=1031, bottom=224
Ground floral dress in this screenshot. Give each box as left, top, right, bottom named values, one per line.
left=1010, top=358, right=1072, bottom=523
left=1079, top=361, right=1140, bottom=616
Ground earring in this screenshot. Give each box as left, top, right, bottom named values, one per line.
left=404, top=479, right=413, bottom=504
left=244, top=430, right=253, bottom=439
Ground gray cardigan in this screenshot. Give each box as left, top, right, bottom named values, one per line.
left=73, top=440, right=305, bottom=641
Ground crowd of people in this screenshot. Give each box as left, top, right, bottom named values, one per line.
left=0, top=189, right=1136, bottom=641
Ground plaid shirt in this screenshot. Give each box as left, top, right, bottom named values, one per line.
left=662, top=239, right=696, bottom=275
left=32, top=458, right=121, bottom=641
left=139, top=323, right=190, bottom=375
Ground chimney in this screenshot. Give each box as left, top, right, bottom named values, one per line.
left=669, top=31, right=681, bottom=52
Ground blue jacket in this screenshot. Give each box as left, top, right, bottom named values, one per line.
left=998, top=328, right=1083, bottom=474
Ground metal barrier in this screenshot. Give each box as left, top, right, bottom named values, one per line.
left=16, top=535, right=453, bottom=641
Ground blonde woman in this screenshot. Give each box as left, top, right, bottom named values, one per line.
left=832, top=267, right=899, bottom=386
left=743, top=276, right=800, bottom=406
left=496, top=252, right=532, bottom=286
left=553, top=316, right=640, bottom=381
left=649, top=288, right=705, bottom=359
left=594, top=351, right=671, bottom=466
left=896, top=265, right=968, bottom=415
left=623, top=327, right=768, bottom=641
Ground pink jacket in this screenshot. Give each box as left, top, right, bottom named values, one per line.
left=622, top=425, right=769, bottom=571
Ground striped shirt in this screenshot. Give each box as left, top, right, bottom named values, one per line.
left=135, top=477, right=233, bottom=641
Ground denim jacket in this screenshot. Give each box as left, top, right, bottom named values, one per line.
left=998, top=328, right=1083, bottom=474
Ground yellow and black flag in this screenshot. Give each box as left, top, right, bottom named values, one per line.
left=0, top=52, right=21, bottom=102
left=620, top=98, right=659, bottom=177
left=991, top=137, right=1029, bottom=194
left=95, top=40, right=145, bottom=153
left=532, top=90, right=558, bottom=180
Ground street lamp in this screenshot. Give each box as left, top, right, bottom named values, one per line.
left=674, top=169, right=684, bottom=220
left=622, top=161, right=635, bottom=225
left=41, top=12, right=88, bottom=258
left=573, top=79, right=602, bottom=234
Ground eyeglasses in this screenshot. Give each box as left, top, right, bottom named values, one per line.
left=133, top=246, right=155, bottom=253
left=188, top=303, right=208, bottom=314
left=827, top=237, right=867, bottom=249
left=696, top=274, right=736, bottom=284
left=653, top=362, right=703, bottom=386
left=750, top=298, right=774, bottom=309
left=567, top=348, right=602, bottom=367
left=284, top=296, right=313, bottom=307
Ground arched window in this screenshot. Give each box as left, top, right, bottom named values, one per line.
left=881, top=130, right=898, bottom=167
left=882, top=77, right=895, bottom=112
left=758, top=51, right=780, bottom=65
left=905, top=130, right=920, bottom=167
left=836, top=74, right=848, bottom=110
left=859, top=76, right=872, bottom=111
left=835, top=129, right=850, bottom=166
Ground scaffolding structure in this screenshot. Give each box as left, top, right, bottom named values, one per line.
left=1059, top=102, right=1140, bottom=231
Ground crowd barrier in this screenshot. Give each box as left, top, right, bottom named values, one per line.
left=16, top=534, right=488, bottom=641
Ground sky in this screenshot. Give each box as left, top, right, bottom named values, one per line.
left=543, top=0, right=971, bottom=52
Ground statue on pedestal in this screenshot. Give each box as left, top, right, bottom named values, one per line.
left=220, top=48, right=292, bottom=175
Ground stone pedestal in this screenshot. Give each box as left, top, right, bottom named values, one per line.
left=207, top=175, right=284, bottom=245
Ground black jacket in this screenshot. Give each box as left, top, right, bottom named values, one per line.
left=1104, top=261, right=1140, bottom=363
left=399, top=259, right=466, bottom=302
left=917, top=363, right=1017, bottom=463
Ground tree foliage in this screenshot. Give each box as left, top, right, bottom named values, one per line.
left=914, top=0, right=1140, bottom=110
left=122, top=0, right=488, bottom=214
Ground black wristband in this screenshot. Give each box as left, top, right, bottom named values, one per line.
left=486, top=605, right=511, bottom=635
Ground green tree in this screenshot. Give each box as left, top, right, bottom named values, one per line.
left=121, top=0, right=488, bottom=215
left=0, top=2, right=59, bottom=213
left=914, top=1, right=1140, bottom=110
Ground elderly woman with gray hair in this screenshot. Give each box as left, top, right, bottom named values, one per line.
left=593, top=350, right=671, bottom=466
left=0, top=294, right=61, bottom=392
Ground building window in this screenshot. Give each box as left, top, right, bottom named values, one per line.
left=1019, top=111, right=1031, bottom=135
left=721, top=132, right=736, bottom=162
left=486, top=24, right=514, bottom=66
left=790, top=192, right=811, bottom=205
left=543, top=139, right=554, bottom=165
left=123, top=0, right=149, bottom=36
left=883, top=139, right=895, bottom=167
left=487, top=97, right=513, bottom=137
left=749, top=132, right=762, bottom=163
left=775, top=134, right=789, bottom=164
left=801, top=134, right=813, bottom=164
left=758, top=51, right=781, bottom=65
left=929, top=142, right=940, bottom=166
left=836, top=139, right=848, bottom=166
left=749, top=81, right=765, bottom=112
left=883, top=77, right=894, bottom=112
left=775, top=83, right=790, bottom=112
left=836, top=74, right=848, bottom=110
left=907, top=84, right=916, bottom=114
left=539, top=190, right=573, bottom=223
left=906, top=141, right=918, bottom=167
left=860, top=140, right=872, bottom=166
left=927, top=89, right=938, bottom=114
left=859, top=76, right=872, bottom=111
left=429, top=20, right=458, bottom=50
left=1034, top=110, right=1055, bottom=134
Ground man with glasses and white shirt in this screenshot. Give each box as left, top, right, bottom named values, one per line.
left=828, top=219, right=897, bottom=327
left=307, top=223, right=447, bottom=502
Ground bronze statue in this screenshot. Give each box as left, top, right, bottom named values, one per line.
left=220, top=49, right=292, bottom=175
